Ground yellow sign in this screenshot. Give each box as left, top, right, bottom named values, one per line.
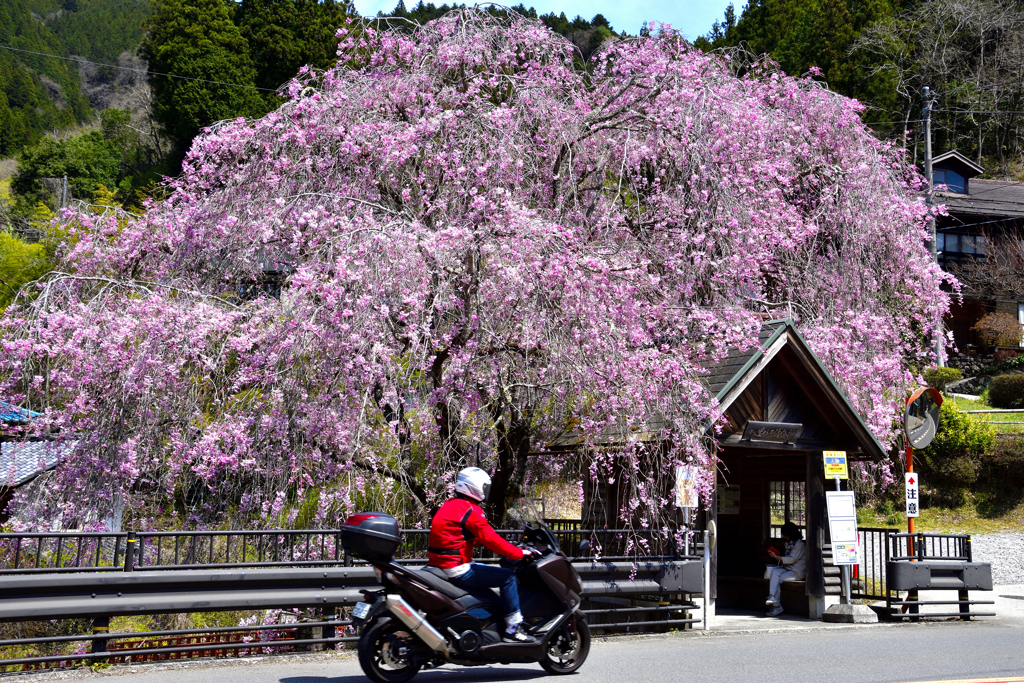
left=823, top=451, right=848, bottom=480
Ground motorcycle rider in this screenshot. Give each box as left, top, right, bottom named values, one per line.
left=428, top=466, right=538, bottom=643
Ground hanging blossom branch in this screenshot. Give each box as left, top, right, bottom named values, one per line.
left=0, top=8, right=952, bottom=532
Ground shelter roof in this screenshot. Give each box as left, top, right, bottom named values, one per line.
left=702, top=319, right=888, bottom=461
left=546, top=320, right=887, bottom=461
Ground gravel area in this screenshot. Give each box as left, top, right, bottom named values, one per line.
left=967, top=533, right=1024, bottom=585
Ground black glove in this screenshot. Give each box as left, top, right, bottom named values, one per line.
left=521, top=547, right=542, bottom=563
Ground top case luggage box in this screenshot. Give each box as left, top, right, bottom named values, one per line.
left=342, top=512, right=401, bottom=561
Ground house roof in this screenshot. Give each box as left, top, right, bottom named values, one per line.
left=0, top=402, right=41, bottom=424
left=1, top=440, right=76, bottom=487
left=933, top=150, right=985, bottom=178
left=938, top=179, right=1024, bottom=220
left=702, top=319, right=888, bottom=461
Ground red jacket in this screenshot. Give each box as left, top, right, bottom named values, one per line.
left=428, top=497, right=524, bottom=568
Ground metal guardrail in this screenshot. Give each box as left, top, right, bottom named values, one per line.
left=0, top=528, right=703, bottom=671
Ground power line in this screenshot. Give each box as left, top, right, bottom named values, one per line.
left=0, top=43, right=280, bottom=92
left=937, top=108, right=1024, bottom=115
left=866, top=118, right=925, bottom=126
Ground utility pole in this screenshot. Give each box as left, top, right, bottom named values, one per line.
left=923, top=86, right=944, bottom=367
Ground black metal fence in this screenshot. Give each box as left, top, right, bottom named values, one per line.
left=854, top=527, right=897, bottom=601
left=890, top=532, right=972, bottom=562
left=0, top=524, right=696, bottom=574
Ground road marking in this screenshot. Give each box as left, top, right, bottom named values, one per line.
left=905, top=678, right=1024, bottom=683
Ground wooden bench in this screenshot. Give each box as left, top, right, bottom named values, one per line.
left=717, top=545, right=847, bottom=617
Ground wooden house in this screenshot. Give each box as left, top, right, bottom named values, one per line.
left=932, top=151, right=1024, bottom=352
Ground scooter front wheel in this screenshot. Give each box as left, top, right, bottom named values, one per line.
left=357, top=616, right=423, bottom=683
left=540, top=613, right=590, bottom=675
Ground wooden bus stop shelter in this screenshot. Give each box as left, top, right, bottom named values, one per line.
left=701, top=319, right=887, bottom=618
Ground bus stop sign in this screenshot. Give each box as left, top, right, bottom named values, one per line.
left=905, top=387, right=942, bottom=449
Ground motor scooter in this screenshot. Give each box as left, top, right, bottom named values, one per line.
left=343, top=503, right=589, bottom=683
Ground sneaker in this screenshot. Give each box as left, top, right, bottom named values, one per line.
left=765, top=598, right=776, bottom=607
left=767, top=605, right=784, bottom=617
left=503, top=629, right=537, bottom=644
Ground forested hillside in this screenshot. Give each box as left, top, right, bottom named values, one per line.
left=0, top=0, right=149, bottom=157
left=698, top=0, right=1024, bottom=177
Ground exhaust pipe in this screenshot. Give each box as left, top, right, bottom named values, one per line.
left=385, top=595, right=450, bottom=657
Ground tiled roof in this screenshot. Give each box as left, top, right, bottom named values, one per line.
left=938, top=179, right=1024, bottom=219
left=1, top=440, right=76, bottom=487
left=699, top=320, right=787, bottom=399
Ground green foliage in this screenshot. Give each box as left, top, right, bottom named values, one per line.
left=988, top=374, right=1024, bottom=409
left=0, top=0, right=96, bottom=156
left=140, top=0, right=267, bottom=153
left=13, top=129, right=119, bottom=208
left=923, top=366, right=962, bottom=392
left=981, top=353, right=1024, bottom=377
left=696, top=0, right=905, bottom=128
left=9, top=107, right=161, bottom=213
left=0, top=232, right=50, bottom=309
left=45, top=0, right=151, bottom=62
left=236, top=0, right=354, bottom=94
left=919, top=400, right=994, bottom=504
left=976, top=435, right=1024, bottom=517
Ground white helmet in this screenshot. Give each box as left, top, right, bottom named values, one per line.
left=455, top=467, right=491, bottom=503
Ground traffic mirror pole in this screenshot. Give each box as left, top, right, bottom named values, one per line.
left=905, top=436, right=915, bottom=556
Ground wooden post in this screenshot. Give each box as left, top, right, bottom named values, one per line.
left=805, top=453, right=825, bottom=598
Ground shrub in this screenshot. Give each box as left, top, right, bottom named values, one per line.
left=995, top=349, right=1020, bottom=363
left=974, top=435, right=1024, bottom=517
left=988, top=374, right=1024, bottom=408
left=923, top=366, right=962, bottom=392
left=919, top=400, right=994, bottom=497
left=972, top=311, right=1022, bottom=347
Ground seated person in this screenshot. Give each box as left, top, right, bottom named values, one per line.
left=765, top=521, right=806, bottom=616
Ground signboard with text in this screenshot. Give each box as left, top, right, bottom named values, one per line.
left=905, top=472, right=920, bottom=518
left=823, top=451, right=849, bottom=480
left=825, top=490, right=860, bottom=566
left=675, top=465, right=698, bottom=509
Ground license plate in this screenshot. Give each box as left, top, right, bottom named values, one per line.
left=352, top=601, right=372, bottom=619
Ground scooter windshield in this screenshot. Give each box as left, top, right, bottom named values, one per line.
left=513, top=497, right=560, bottom=552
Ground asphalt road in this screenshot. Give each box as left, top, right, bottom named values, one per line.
left=24, top=621, right=1024, bottom=683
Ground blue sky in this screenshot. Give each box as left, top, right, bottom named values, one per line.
left=351, top=0, right=735, bottom=42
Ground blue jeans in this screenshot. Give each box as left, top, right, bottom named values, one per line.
left=449, top=562, right=520, bottom=620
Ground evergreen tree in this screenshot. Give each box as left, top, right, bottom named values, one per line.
left=140, top=0, right=267, bottom=154
left=236, top=0, right=355, bottom=93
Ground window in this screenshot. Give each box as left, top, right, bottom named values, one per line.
left=769, top=481, right=806, bottom=538
left=962, top=235, right=977, bottom=254
left=933, top=168, right=966, bottom=193
left=1019, top=304, right=1024, bottom=349
left=944, top=233, right=961, bottom=253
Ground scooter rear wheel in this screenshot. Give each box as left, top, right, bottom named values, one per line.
left=357, top=616, right=423, bottom=683
left=540, top=613, right=590, bottom=675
